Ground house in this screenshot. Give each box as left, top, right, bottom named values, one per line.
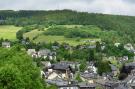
left=119, top=56, right=129, bottom=64
left=109, top=64, right=119, bottom=77
left=77, top=45, right=86, bottom=50
left=27, top=49, right=37, bottom=58
left=78, top=82, right=96, bottom=89
left=101, top=45, right=106, bottom=50
left=80, top=72, right=97, bottom=83
left=102, top=72, right=117, bottom=81
left=21, top=39, right=29, bottom=45
left=103, top=81, right=119, bottom=89
left=46, top=78, right=69, bottom=86
left=114, top=43, right=121, bottom=47
left=63, top=44, right=71, bottom=50
left=125, top=62, right=135, bottom=71
left=125, top=70, right=135, bottom=84
left=38, top=49, right=51, bottom=58
left=51, top=63, right=72, bottom=72
left=52, top=46, right=59, bottom=50
left=38, top=49, right=56, bottom=60
left=130, top=83, right=135, bottom=89
left=60, top=61, right=80, bottom=72
left=41, top=61, right=51, bottom=68
left=87, top=45, right=96, bottom=49
left=44, top=62, right=74, bottom=80
left=49, top=52, right=57, bottom=60
left=87, top=62, right=97, bottom=74
left=2, top=42, right=10, bottom=48
left=124, top=43, right=134, bottom=51
left=114, top=84, right=128, bottom=89
left=47, top=72, right=60, bottom=80
left=51, top=63, right=73, bottom=79
left=58, top=81, right=96, bottom=89
left=58, top=84, right=79, bottom=89
left=46, top=79, right=81, bottom=89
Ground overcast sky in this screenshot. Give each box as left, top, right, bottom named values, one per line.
left=0, top=0, right=135, bottom=16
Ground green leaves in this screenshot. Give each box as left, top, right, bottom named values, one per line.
left=0, top=47, right=44, bottom=89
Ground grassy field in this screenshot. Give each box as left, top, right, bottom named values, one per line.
left=34, top=35, right=100, bottom=46
left=24, top=29, right=101, bottom=46
left=0, top=25, right=22, bottom=40
left=23, top=29, right=44, bottom=40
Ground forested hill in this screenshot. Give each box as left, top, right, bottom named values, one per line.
left=1, top=10, right=135, bottom=43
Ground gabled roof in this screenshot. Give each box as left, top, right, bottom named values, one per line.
left=46, top=79, right=68, bottom=86
left=80, top=72, right=96, bottom=79
left=78, top=82, right=96, bottom=88
left=51, top=63, right=70, bottom=70
left=38, top=49, right=51, bottom=56
left=2, top=42, right=10, bottom=45
left=125, top=62, right=135, bottom=68
left=114, top=84, right=128, bottom=89
left=87, top=45, right=96, bottom=49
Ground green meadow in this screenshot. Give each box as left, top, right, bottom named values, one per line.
left=0, top=25, right=21, bottom=40
left=23, top=25, right=101, bottom=46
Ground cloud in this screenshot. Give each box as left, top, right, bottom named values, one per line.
left=0, top=0, right=135, bottom=16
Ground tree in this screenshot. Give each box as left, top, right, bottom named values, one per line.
left=119, top=73, right=128, bottom=80
left=96, top=41, right=101, bottom=52
left=16, top=30, right=23, bottom=40
left=0, top=47, right=44, bottom=89
left=87, top=49, right=95, bottom=62
left=97, top=61, right=111, bottom=75
left=79, top=60, right=87, bottom=72
left=75, top=73, right=83, bottom=82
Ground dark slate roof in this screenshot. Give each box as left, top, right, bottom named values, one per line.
left=46, top=79, right=68, bottom=86
left=81, top=72, right=96, bottom=79
left=114, top=84, right=128, bottom=89
left=78, top=82, right=96, bottom=88
left=125, top=62, right=135, bottom=67
left=52, top=63, right=70, bottom=70
left=58, top=84, right=78, bottom=88
left=125, top=62, right=135, bottom=69
left=125, top=75, right=135, bottom=84
left=130, top=83, right=135, bottom=89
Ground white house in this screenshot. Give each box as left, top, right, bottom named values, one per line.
left=124, top=43, right=134, bottom=51
left=27, top=49, right=37, bottom=58
left=2, top=42, right=10, bottom=48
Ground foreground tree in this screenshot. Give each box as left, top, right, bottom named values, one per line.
left=0, top=47, right=44, bottom=89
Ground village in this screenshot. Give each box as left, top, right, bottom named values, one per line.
left=1, top=39, right=135, bottom=89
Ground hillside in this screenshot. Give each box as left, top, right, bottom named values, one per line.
left=23, top=25, right=101, bottom=46
left=0, top=10, right=135, bottom=43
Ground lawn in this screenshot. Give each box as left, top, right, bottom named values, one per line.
left=0, top=25, right=22, bottom=40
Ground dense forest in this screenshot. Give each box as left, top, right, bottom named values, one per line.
left=0, top=10, right=135, bottom=43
